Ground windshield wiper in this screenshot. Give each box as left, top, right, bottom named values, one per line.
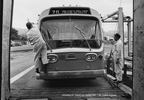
left=40, top=28, right=53, bottom=52
left=75, top=26, right=91, bottom=51
left=45, top=41, right=53, bottom=52
left=46, top=30, right=53, bottom=52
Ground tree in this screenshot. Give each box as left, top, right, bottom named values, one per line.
left=20, top=33, right=27, bottom=41
left=10, top=28, right=20, bottom=40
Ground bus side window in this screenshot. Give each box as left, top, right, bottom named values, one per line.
left=95, top=22, right=101, bottom=39
left=90, top=34, right=95, bottom=39
left=89, top=25, right=96, bottom=39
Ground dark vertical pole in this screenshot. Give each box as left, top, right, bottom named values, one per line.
left=133, top=0, right=144, bottom=99
left=0, top=0, right=3, bottom=99
left=9, top=0, right=14, bottom=90
left=127, top=19, right=132, bottom=56
left=1, top=0, right=13, bottom=99
left=118, top=7, right=125, bottom=82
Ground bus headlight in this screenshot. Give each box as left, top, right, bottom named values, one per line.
left=85, top=53, right=97, bottom=61
left=47, top=54, right=58, bottom=63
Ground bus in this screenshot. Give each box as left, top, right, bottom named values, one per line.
left=37, top=6, right=106, bottom=79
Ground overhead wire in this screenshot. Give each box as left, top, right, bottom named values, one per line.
left=119, top=0, right=122, bottom=7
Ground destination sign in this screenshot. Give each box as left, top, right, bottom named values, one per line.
left=49, top=7, right=91, bottom=15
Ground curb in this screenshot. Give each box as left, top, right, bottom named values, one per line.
left=106, top=74, right=132, bottom=96
left=11, top=48, right=33, bottom=52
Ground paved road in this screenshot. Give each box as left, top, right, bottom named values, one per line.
left=11, top=72, right=129, bottom=100
left=10, top=44, right=131, bottom=100
left=10, top=51, right=34, bottom=78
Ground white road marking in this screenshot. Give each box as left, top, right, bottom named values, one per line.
left=10, top=65, right=35, bottom=84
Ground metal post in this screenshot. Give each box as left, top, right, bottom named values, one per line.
left=127, top=19, right=132, bottom=56
left=0, top=0, right=3, bottom=99
left=123, top=64, right=127, bottom=81
left=102, top=10, right=118, bottom=21
left=133, top=0, right=144, bottom=100
left=117, top=8, right=124, bottom=80
left=118, top=7, right=124, bottom=43
left=1, top=0, right=13, bottom=99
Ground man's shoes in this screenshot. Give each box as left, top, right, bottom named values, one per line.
left=121, top=93, right=131, bottom=98
left=35, top=68, right=40, bottom=76
left=36, top=73, right=40, bottom=76
left=35, top=68, right=40, bottom=73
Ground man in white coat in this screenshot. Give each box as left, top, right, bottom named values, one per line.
left=26, top=22, right=49, bottom=74
left=112, top=33, right=123, bottom=83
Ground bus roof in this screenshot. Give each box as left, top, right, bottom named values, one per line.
left=38, top=6, right=102, bottom=22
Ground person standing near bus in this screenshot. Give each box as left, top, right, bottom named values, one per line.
left=112, top=33, right=123, bottom=83
left=26, top=22, right=49, bottom=74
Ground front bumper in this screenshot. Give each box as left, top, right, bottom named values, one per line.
left=36, top=69, right=106, bottom=79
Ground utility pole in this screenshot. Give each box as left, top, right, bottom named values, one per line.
left=0, top=0, right=3, bottom=99
left=133, top=0, right=144, bottom=100
left=118, top=7, right=124, bottom=43
left=127, top=17, right=132, bottom=56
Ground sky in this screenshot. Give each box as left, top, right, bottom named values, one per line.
left=12, top=0, right=133, bottom=32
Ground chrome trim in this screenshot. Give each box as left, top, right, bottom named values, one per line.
left=85, top=53, right=98, bottom=61
left=65, top=53, right=76, bottom=60
left=47, top=54, right=58, bottom=63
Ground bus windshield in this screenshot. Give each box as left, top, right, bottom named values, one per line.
left=40, top=16, right=102, bottom=49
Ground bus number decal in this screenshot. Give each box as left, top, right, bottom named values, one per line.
left=52, top=10, right=59, bottom=14
left=50, top=9, right=90, bottom=15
